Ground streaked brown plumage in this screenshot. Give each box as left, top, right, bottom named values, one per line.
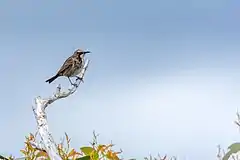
left=45, top=48, right=91, bottom=84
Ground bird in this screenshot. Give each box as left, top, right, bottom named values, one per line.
left=45, top=48, right=91, bottom=85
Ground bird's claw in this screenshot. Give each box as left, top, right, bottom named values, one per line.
left=72, top=83, right=78, bottom=87
left=76, top=77, right=84, bottom=83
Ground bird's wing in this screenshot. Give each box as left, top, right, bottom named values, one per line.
left=57, top=57, right=74, bottom=75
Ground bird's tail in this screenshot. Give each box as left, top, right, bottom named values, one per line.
left=45, top=74, right=59, bottom=84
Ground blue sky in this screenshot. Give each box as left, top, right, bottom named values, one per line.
left=0, top=0, right=240, bottom=159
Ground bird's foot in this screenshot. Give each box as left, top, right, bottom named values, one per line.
left=72, top=83, right=78, bottom=88
left=76, top=77, right=84, bottom=83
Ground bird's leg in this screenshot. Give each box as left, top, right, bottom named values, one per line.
left=68, top=77, right=73, bottom=85
left=75, top=76, right=84, bottom=83
left=68, top=77, right=77, bottom=87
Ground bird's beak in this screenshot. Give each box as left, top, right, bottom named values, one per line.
left=83, top=51, right=91, bottom=54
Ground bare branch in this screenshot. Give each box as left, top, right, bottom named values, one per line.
left=32, top=59, right=90, bottom=160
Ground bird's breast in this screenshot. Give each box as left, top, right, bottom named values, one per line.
left=72, top=67, right=82, bottom=76
left=69, top=58, right=83, bottom=77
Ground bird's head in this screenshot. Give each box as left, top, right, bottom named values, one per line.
left=74, top=48, right=91, bottom=58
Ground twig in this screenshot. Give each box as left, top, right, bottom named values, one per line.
left=29, top=141, right=46, bottom=152
left=217, top=145, right=223, bottom=160
left=32, top=59, right=90, bottom=160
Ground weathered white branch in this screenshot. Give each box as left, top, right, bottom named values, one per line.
left=32, top=59, right=90, bottom=160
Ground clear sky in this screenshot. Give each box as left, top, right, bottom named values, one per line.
left=0, top=0, right=240, bottom=159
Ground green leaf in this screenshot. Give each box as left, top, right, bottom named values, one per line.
left=36, top=151, right=48, bottom=158
left=223, top=142, right=240, bottom=160
left=91, top=151, right=99, bottom=160
left=75, top=155, right=91, bottom=160
left=80, top=147, right=94, bottom=155
left=0, top=155, right=8, bottom=160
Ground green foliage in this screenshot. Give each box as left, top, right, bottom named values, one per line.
left=80, top=147, right=94, bottom=155
left=222, top=143, right=240, bottom=160
left=217, top=112, right=240, bottom=160
left=76, top=156, right=91, bottom=160
left=17, top=131, right=122, bottom=160
left=0, top=155, right=10, bottom=160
